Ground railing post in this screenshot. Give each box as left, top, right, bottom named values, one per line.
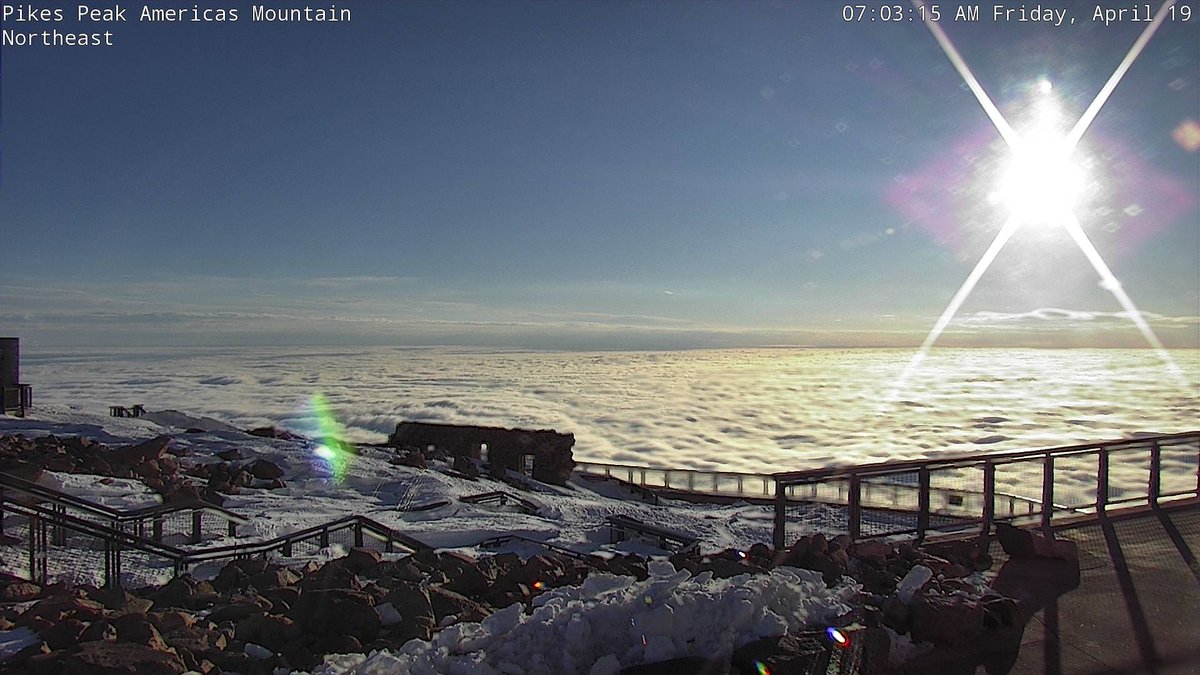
left=354, top=522, right=364, bottom=548
left=1097, top=451, right=1109, bottom=512
left=191, top=510, right=202, bottom=544
left=979, top=462, right=995, bottom=551
left=1148, top=442, right=1161, bottom=505
left=773, top=479, right=786, bottom=551
left=917, top=467, right=930, bottom=541
left=228, top=520, right=237, bottom=538
left=1041, top=453, right=1054, bottom=534
left=847, top=474, right=861, bottom=540
left=687, top=471, right=694, bottom=492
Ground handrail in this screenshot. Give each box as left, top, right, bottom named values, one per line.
left=771, top=430, right=1199, bottom=482
left=177, top=514, right=428, bottom=565
left=0, top=471, right=247, bottom=526
left=771, top=431, right=1200, bottom=549
left=1, top=498, right=189, bottom=560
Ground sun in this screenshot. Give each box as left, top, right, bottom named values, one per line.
left=995, top=86, right=1087, bottom=225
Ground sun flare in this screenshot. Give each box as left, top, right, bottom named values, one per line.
left=994, top=88, right=1087, bottom=226
left=998, top=133, right=1085, bottom=224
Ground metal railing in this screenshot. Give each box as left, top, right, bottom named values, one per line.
left=0, top=472, right=428, bottom=588
left=575, top=461, right=777, bottom=498
left=0, top=471, right=247, bottom=544
left=771, top=431, right=1200, bottom=549
left=576, top=460, right=1054, bottom=513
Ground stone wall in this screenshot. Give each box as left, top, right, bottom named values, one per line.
left=388, top=422, right=575, bottom=485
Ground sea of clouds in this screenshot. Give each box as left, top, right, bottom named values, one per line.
left=20, top=347, right=1199, bottom=475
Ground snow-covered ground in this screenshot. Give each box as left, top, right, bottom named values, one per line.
left=0, top=404, right=870, bottom=674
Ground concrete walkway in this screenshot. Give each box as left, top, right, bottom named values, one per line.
left=1007, top=502, right=1200, bottom=675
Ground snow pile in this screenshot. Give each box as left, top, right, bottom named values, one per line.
left=313, top=562, right=860, bottom=675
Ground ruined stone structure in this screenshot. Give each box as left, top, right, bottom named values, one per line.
left=387, top=422, right=576, bottom=486
left=0, top=338, right=32, bottom=417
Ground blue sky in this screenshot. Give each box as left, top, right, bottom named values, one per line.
left=2, top=1, right=1197, bottom=348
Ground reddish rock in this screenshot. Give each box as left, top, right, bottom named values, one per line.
left=250, top=568, right=301, bottom=591
left=247, top=427, right=298, bottom=441
left=236, top=613, right=301, bottom=652
left=28, top=640, right=187, bottom=675
left=41, top=617, right=88, bottom=650
left=439, top=552, right=492, bottom=597
left=245, top=459, right=285, bottom=480
left=427, top=586, right=491, bottom=623
left=79, top=619, right=118, bottom=643
left=18, top=596, right=106, bottom=626
left=343, top=547, right=384, bottom=574
left=731, top=633, right=830, bottom=674
left=148, top=610, right=195, bottom=636
left=289, top=589, right=380, bottom=642
left=0, top=581, right=42, bottom=603
left=996, top=524, right=1078, bottom=561
left=910, top=593, right=985, bottom=646
left=110, top=436, right=172, bottom=468
left=301, top=560, right=361, bottom=592
left=314, top=633, right=362, bottom=655
left=112, top=613, right=170, bottom=651
left=152, top=576, right=217, bottom=611
left=383, top=583, right=435, bottom=641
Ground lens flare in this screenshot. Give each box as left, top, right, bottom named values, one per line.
left=309, top=393, right=351, bottom=483
left=827, top=626, right=851, bottom=648
left=755, top=662, right=771, bottom=675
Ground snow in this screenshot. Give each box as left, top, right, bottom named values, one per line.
left=0, top=404, right=866, bottom=672
left=309, top=565, right=859, bottom=675
left=0, top=628, right=39, bottom=660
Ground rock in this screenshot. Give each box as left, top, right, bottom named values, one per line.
left=247, top=426, right=298, bottom=441
left=342, top=547, right=384, bottom=574
left=112, top=613, right=171, bottom=651
left=110, top=436, right=172, bottom=468
left=383, top=584, right=435, bottom=642
left=0, top=581, right=42, bottom=603
left=148, top=610, right=195, bottom=635
left=235, top=613, right=301, bottom=652
left=439, top=552, right=492, bottom=597
left=852, top=540, right=894, bottom=565
left=28, top=640, right=187, bottom=675
left=161, top=624, right=228, bottom=654
left=88, top=587, right=153, bottom=615
left=245, top=459, right=285, bottom=480
left=152, top=576, right=217, bottom=611
left=250, top=568, right=301, bottom=591
left=910, top=593, right=984, bottom=646
left=896, top=565, right=933, bottom=604
left=208, top=601, right=265, bottom=624
left=731, top=633, right=829, bottom=674
left=314, top=633, right=362, bottom=655
left=215, top=449, right=242, bottom=461
left=18, top=596, right=106, bottom=626
left=41, top=616, right=88, bottom=650
left=79, top=619, right=119, bottom=643
left=395, top=450, right=427, bottom=469
left=301, top=560, right=361, bottom=591
left=289, top=589, right=380, bottom=642
left=427, top=586, right=491, bottom=623
left=995, top=524, right=1077, bottom=561
left=693, top=557, right=751, bottom=580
